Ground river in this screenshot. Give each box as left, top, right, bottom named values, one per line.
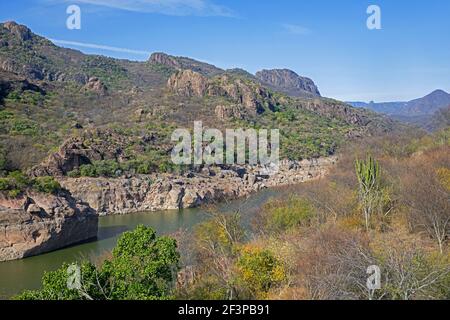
left=0, top=187, right=286, bottom=299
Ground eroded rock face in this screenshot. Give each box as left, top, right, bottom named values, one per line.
left=0, top=192, right=98, bottom=262
left=256, top=69, right=321, bottom=98
left=296, top=99, right=370, bottom=126
left=167, top=70, right=208, bottom=97
left=215, top=105, right=246, bottom=120
left=149, top=52, right=181, bottom=69
left=2, top=21, right=32, bottom=41
left=0, top=70, right=46, bottom=103
left=168, top=70, right=276, bottom=116
left=29, top=130, right=130, bottom=177
left=83, top=77, right=108, bottom=96
left=59, top=157, right=337, bottom=216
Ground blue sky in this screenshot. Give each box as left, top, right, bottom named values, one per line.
left=1, top=0, right=449, bottom=101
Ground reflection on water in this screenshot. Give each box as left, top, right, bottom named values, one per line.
left=0, top=187, right=282, bottom=299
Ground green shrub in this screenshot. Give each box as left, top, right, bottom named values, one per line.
left=67, top=168, right=80, bottom=178
left=79, top=164, right=97, bottom=177
left=33, top=176, right=61, bottom=194
left=0, top=178, right=11, bottom=190
left=262, top=197, right=315, bottom=233
left=8, top=189, right=21, bottom=198
left=7, top=171, right=30, bottom=190
left=237, top=246, right=286, bottom=299
left=10, top=119, right=40, bottom=136
left=136, top=161, right=152, bottom=174
left=93, top=160, right=120, bottom=177
left=0, top=146, right=6, bottom=173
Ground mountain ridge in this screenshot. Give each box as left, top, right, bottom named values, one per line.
left=0, top=21, right=396, bottom=175
left=348, top=89, right=450, bottom=117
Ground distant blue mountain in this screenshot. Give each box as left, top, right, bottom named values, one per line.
left=347, top=89, right=450, bottom=117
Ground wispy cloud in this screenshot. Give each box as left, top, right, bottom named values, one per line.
left=50, top=39, right=151, bottom=55
left=282, top=23, right=311, bottom=35
left=53, top=0, right=234, bottom=17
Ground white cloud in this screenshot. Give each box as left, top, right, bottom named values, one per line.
left=56, top=0, right=234, bottom=17
left=50, top=39, right=151, bottom=55
left=282, top=23, right=311, bottom=35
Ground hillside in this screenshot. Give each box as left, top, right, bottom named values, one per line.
left=0, top=21, right=396, bottom=177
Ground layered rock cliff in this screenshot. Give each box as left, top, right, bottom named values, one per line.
left=256, top=69, right=321, bottom=98
left=0, top=191, right=98, bottom=262
left=60, top=157, right=337, bottom=216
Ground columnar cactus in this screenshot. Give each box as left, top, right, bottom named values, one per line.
left=355, top=156, right=381, bottom=231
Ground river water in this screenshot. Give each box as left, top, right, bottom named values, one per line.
left=0, top=188, right=285, bottom=299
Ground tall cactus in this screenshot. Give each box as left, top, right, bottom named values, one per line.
left=355, top=156, right=381, bottom=231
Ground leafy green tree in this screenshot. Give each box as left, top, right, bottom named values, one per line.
left=15, top=225, right=180, bottom=300
left=16, top=262, right=102, bottom=300
left=101, top=225, right=180, bottom=300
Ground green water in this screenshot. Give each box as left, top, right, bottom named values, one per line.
left=0, top=188, right=283, bottom=299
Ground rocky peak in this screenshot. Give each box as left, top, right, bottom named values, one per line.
left=150, top=52, right=223, bottom=77
left=149, top=52, right=181, bottom=69
left=255, top=69, right=321, bottom=98
left=1, top=21, right=32, bottom=41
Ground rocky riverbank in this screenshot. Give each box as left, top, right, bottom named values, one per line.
left=0, top=191, right=98, bottom=262
left=60, top=157, right=337, bottom=216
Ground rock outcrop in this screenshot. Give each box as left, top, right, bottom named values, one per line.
left=0, top=191, right=98, bottom=262
left=0, top=70, right=46, bottom=103
left=149, top=52, right=182, bottom=69
left=256, top=69, right=321, bottom=98
left=29, top=130, right=130, bottom=177
left=168, top=71, right=277, bottom=116
left=59, top=157, right=337, bottom=216
left=83, top=77, right=108, bottom=96
left=215, top=105, right=246, bottom=120
left=167, top=70, right=208, bottom=97
left=149, top=52, right=223, bottom=76
left=2, top=21, right=32, bottom=42
left=296, top=98, right=370, bottom=126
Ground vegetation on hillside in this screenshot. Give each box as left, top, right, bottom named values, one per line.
left=15, top=128, right=449, bottom=300
left=0, top=171, right=60, bottom=197
left=174, top=128, right=449, bottom=300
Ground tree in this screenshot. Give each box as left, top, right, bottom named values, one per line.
left=402, top=164, right=450, bottom=254
left=102, top=225, right=180, bottom=300
left=16, top=225, right=180, bottom=300
left=190, top=212, right=246, bottom=300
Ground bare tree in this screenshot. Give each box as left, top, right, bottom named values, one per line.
left=401, top=162, right=450, bottom=254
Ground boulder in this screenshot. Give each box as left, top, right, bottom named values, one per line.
left=0, top=192, right=98, bottom=262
